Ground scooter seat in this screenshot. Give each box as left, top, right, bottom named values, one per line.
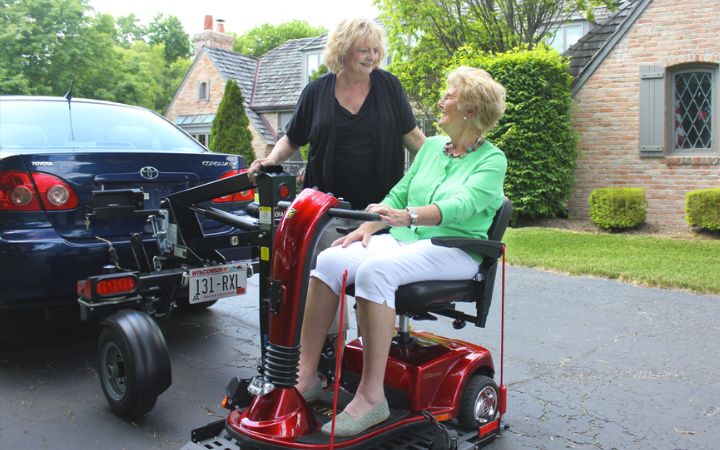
left=395, top=280, right=477, bottom=315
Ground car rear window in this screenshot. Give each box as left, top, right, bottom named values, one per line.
left=0, top=99, right=205, bottom=152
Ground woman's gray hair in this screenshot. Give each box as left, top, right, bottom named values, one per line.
left=323, top=17, right=385, bottom=74
left=448, top=66, right=506, bottom=134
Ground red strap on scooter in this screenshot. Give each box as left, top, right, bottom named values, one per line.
left=499, top=244, right=506, bottom=416
left=328, top=269, right=348, bottom=449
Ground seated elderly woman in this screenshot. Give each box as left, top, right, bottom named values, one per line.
left=295, top=66, right=508, bottom=437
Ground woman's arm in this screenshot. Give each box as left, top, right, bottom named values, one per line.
left=247, top=135, right=299, bottom=179
left=366, top=203, right=441, bottom=228
left=402, top=126, right=425, bottom=155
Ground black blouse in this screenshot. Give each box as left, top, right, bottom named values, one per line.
left=284, top=69, right=416, bottom=209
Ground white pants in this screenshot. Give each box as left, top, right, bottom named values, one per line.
left=310, top=233, right=479, bottom=309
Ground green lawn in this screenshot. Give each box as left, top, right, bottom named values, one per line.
left=503, top=227, right=720, bottom=295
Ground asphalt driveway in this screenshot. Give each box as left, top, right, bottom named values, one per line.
left=1, top=266, right=718, bottom=449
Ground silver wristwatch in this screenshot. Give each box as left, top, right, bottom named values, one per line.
left=405, top=208, right=418, bottom=227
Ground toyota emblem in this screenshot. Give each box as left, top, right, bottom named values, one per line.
left=140, top=166, right=159, bottom=180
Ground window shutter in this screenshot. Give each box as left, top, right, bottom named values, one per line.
left=639, top=65, right=665, bottom=157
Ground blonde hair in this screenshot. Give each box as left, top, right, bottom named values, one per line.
left=447, top=66, right=506, bottom=134
left=323, top=17, right=385, bottom=73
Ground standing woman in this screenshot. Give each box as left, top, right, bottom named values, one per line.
left=247, top=17, right=425, bottom=210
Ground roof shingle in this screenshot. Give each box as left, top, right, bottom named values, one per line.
left=204, top=48, right=276, bottom=143
left=252, top=35, right=328, bottom=109
left=565, top=0, right=648, bottom=93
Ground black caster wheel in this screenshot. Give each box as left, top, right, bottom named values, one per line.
left=97, top=309, right=172, bottom=419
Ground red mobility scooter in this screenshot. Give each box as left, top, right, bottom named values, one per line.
left=77, top=167, right=511, bottom=449
left=180, top=169, right=512, bottom=450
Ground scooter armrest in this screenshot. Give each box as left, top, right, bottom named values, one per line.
left=430, top=237, right=504, bottom=259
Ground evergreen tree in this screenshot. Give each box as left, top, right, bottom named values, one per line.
left=209, top=80, right=254, bottom=165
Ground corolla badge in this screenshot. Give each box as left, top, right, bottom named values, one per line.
left=139, top=166, right=160, bottom=180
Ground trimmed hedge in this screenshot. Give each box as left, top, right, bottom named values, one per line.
left=451, top=46, right=577, bottom=224
left=686, top=188, right=720, bottom=231
left=588, top=187, right=647, bottom=230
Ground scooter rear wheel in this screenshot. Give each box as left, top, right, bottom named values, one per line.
left=457, top=374, right=498, bottom=429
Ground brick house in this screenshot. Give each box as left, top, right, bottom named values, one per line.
left=566, top=0, right=720, bottom=227
left=165, top=16, right=327, bottom=166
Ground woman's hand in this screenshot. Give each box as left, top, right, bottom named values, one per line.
left=331, top=226, right=375, bottom=248
left=246, top=157, right=276, bottom=183
left=331, top=211, right=390, bottom=248
left=246, top=136, right=298, bottom=182
left=366, top=203, right=410, bottom=227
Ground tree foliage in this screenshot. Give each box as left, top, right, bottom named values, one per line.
left=378, top=0, right=616, bottom=54
left=147, top=14, right=191, bottom=62
left=377, top=0, right=616, bottom=114
left=116, top=14, right=146, bottom=46
left=0, top=0, right=191, bottom=112
left=209, top=80, right=255, bottom=165
left=309, top=64, right=329, bottom=82
left=232, top=20, right=326, bottom=56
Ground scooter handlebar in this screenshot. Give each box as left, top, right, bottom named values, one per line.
left=327, top=208, right=381, bottom=222
left=250, top=201, right=381, bottom=222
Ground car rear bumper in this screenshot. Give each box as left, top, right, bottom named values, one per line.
left=0, top=227, right=251, bottom=310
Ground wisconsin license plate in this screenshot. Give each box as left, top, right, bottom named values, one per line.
left=188, top=263, right=247, bottom=304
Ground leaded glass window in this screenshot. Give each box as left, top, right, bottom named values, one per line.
left=673, top=70, right=713, bottom=151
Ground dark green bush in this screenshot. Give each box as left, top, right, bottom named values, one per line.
left=686, top=188, right=720, bottom=231
left=588, top=187, right=647, bottom=230
left=451, top=46, right=577, bottom=224
left=209, top=80, right=254, bottom=165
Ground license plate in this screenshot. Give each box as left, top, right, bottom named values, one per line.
left=188, top=263, right=247, bottom=304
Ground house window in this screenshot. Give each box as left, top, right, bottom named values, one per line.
left=193, top=133, right=210, bottom=146
left=547, top=23, right=585, bottom=53
left=304, top=52, right=322, bottom=84
left=198, top=81, right=209, bottom=101
left=672, top=68, right=714, bottom=152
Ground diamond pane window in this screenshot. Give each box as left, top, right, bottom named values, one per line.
left=673, top=70, right=713, bottom=151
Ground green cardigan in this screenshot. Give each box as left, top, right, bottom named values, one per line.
left=382, top=135, right=507, bottom=256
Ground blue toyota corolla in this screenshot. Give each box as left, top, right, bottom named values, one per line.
left=0, top=96, right=253, bottom=312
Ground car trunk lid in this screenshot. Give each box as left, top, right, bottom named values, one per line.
left=17, top=151, right=243, bottom=240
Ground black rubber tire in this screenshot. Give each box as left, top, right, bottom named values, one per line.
left=97, top=310, right=172, bottom=419
left=457, top=374, right=499, bottom=429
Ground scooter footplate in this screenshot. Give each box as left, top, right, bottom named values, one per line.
left=180, top=434, right=237, bottom=450
left=182, top=421, right=495, bottom=450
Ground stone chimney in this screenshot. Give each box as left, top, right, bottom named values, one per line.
left=193, top=15, right=234, bottom=54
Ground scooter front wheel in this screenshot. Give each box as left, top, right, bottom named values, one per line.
left=457, top=374, right=498, bottom=429
left=97, top=310, right=172, bottom=419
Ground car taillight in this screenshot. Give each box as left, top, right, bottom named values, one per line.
left=32, top=172, right=79, bottom=210
left=77, top=273, right=138, bottom=300
left=0, top=170, right=78, bottom=211
left=212, top=169, right=255, bottom=203
left=96, top=276, right=137, bottom=296
left=0, top=171, right=42, bottom=210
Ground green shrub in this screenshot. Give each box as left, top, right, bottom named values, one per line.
left=451, top=46, right=577, bottom=224
left=209, top=80, right=254, bottom=166
left=686, top=188, right=720, bottom=231
left=589, top=188, right=647, bottom=230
